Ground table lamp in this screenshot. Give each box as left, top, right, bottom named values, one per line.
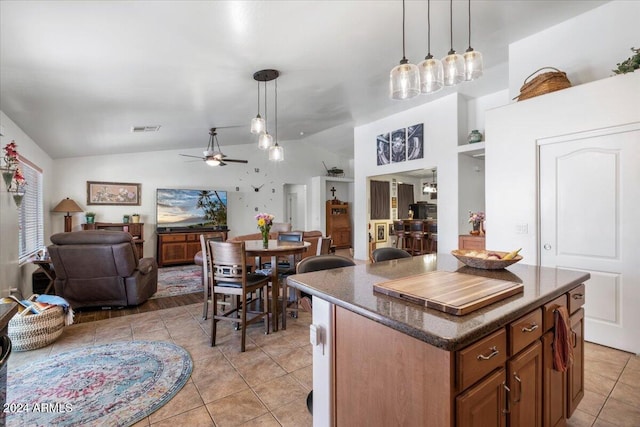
left=52, top=198, right=83, bottom=232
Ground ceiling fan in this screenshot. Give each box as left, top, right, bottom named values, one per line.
left=179, top=127, right=248, bottom=166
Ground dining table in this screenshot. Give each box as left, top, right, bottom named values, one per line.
left=244, top=239, right=310, bottom=332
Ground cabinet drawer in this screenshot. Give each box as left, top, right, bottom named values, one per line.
left=509, top=308, right=542, bottom=356
left=543, top=294, right=567, bottom=332
left=186, top=233, right=199, bottom=241
left=458, top=328, right=507, bottom=391
left=161, top=234, right=186, bottom=243
left=568, top=284, right=585, bottom=314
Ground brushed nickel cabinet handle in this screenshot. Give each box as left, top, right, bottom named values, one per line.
left=521, top=323, right=539, bottom=333
left=513, top=373, right=522, bottom=403
left=477, top=346, right=499, bottom=361
left=502, top=382, right=511, bottom=414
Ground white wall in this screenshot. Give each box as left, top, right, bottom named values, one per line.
left=0, top=111, right=54, bottom=296
left=509, top=1, right=640, bottom=100
left=51, top=140, right=344, bottom=258
left=486, top=72, right=640, bottom=264
left=353, top=94, right=461, bottom=260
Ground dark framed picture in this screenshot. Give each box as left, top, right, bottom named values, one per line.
left=376, top=133, right=390, bottom=165
left=407, top=123, right=424, bottom=160
left=391, top=128, right=406, bottom=163
left=388, top=223, right=394, bottom=237
left=375, top=222, right=387, bottom=243
left=87, top=181, right=141, bottom=205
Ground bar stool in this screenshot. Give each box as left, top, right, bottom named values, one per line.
left=408, top=220, right=428, bottom=255
left=393, top=220, right=409, bottom=250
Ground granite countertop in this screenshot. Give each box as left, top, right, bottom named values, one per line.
left=286, top=254, right=589, bottom=352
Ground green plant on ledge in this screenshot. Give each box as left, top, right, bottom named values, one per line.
left=85, top=212, right=96, bottom=224
left=613, top=47, right=640, bottom=74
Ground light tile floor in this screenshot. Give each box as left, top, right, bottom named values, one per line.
left=8, top=303, right=640, bottom=426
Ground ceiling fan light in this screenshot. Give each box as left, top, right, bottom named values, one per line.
left=419, top=56, right=444, bottom=94
left=250, top=115, right=265, bottom=134
left=268, top=143, right=284, bottom=162
left=205, top=158, right=220, bottom=166
left=258, top=132, right=274, bottom=150
left=442, top=51, right=464, bottom=86
left=464, top=49, right=483, bottom=81
left=390, top=61, right=420, bottom=100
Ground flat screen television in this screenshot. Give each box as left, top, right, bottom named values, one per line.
left=156, top=188, right=228, bottom=232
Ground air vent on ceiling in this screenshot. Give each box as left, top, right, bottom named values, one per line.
left=131, top=125, right=161, bottom=133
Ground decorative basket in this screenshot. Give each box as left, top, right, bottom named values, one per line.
left=515, top=67, right=571, bottom=101
left=8, top=306, right=65, bottom=351
left=451, top=249, right=523, bottom=270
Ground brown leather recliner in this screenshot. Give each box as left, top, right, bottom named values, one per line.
left=48, top=230, right=158, bottom=309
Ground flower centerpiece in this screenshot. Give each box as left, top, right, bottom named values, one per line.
left=256, top=212, right=275, bottom=248
left=2, top=141, right=20, bottom=188
left=468, top=211, right=485, bottom=235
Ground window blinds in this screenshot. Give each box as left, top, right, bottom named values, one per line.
left=18, top=159, right=44, bottom=263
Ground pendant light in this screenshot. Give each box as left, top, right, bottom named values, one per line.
left=250, top=80, right=265, bottom=134
left=442, top=0, right=464, bottom=86
left=254, top=69, right=278, bottom=150
left=463, top=0, right=483, bottom=81
left=268, top=77, right=284, bottom=162
left=418, top=0, right=443, bottom=94
left=389, top=0, right=419, bottom=100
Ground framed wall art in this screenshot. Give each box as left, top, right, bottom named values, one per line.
left=376, top=133, right=390, bottom=165
left=87, top=181, right=141, bottom=206
left=375, top=222, right=387, bottom=243
left=407, top=123, right=424, bottom=160
left=390, top=128, right=406, bottom=163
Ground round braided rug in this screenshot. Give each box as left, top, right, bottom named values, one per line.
left=6, top=340, right=192, bottom=426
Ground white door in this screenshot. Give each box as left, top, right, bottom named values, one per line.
left=539, top=123, right=640, bottom=354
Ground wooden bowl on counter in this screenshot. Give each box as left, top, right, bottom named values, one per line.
left=451, top=249, right=523, bottom=270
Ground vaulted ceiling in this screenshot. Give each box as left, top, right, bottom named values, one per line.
left=0, top=1, right=607, bottom=159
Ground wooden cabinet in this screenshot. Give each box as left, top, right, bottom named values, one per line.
left=456, top=368, right=507, bottom=427
left=157, top=231, right=228, bottom=267
left=458, top=235, right=485, bottom=250
left=82, top=222, right=144, bottom=258
left=326, top=200, right=351, bottom=248
left=508, top=341, right=543, bottom=427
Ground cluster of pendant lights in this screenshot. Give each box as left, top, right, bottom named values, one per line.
left=250, top=69, right=284, bottom=161
left=390, top=0, right=483, bottom=100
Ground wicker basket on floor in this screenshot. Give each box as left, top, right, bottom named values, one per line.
left=515, top=67, right=571, bottom=101
left=9, top=306, right=65, bottom=351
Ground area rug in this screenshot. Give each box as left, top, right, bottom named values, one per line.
left=6, top=341, right=193, bottom=427
left=151, top=264, right=202, bottom=299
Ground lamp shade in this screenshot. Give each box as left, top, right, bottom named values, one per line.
left=258, top=132, right=274, bottom=150
left=268, top=143, right=284, bottom=162
left=250, top=115, right=265, bottom=134
left=389, top=61, right=420, bottom=100
left=418, top=56, right=444, bottom=94
left=464, top=49, right=483, bottom=81
left=52, top=198, right=83, bottom=213
left=442, top=51, right=464, bottom=86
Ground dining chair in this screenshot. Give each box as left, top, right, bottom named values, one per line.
left=200, top=232, right=225, bottom=320
left=262, top=231, right=304, bottom=272
left=372, top=247, right=412, bottom=262
left=393, top=220, right=409, bottom=250
left=293, top=254, right=356, bottom=415
left=408, top=220, right=429, bottom=255
left=209, top=241, right=270, bottom=352
left=317, top=236, right=333, bottom=255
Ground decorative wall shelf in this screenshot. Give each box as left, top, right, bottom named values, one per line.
left=457, top=142, right=485, bottom=157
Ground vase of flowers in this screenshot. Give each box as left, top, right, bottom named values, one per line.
left=10, top=167, right=27, bottom=208
left=256, top=213, right=275, bottom=248
left=468, top=211, right=485, bottom=235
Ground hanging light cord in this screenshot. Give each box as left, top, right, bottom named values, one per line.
left=263, top=80, right=268, bottom=133
left=449, top=0, right=454, bottom=54
left=468, top=0, right=472, bottom=49
left=427, top=0, right=431, bottom=56
left=274, top=78, right=278, bottom=143
left=400, top=0, right=408, bottom=63
left=256, top=80, right=261, bottom=115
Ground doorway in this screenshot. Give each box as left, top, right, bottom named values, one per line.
left=539, top=123, right=640, bottom=353
left=283, top=184, right=307, bottom=231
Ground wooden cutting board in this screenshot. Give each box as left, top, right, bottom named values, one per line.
left=373, top=271, right=523, bottom=315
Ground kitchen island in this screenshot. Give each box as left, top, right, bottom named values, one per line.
left=287, top=254, right=588, bottom=427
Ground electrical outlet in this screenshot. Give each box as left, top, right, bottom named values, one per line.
left=515, top=223, right=529, bottom=234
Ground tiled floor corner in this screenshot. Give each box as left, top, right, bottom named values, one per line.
left=8, top=301, right=640, bottom=426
